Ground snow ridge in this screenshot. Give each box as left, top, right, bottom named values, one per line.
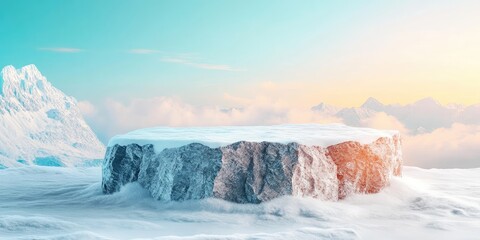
left=0, top=64, right=105, bottom=167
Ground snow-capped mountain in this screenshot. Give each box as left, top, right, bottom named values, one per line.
left=310, top=102, right=340, bottom=115
left=0, top=64, right=105, bottom=167
left=313, top=97, right=479, bottom=133
left=360, top=97, right=386, bottom=111
left=335, top=107, right=377, bottom=127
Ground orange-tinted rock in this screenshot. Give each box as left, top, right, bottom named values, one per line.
left=327, top=135, right=402, bottom=199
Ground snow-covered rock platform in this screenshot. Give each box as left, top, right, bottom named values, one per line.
left=102, top=124, right=402, bottom=203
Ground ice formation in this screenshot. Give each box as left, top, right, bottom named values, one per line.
left=103, top=124, right=402, bottom=202
left=0, top=65, right=105, bottom=167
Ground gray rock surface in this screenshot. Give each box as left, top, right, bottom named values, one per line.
left=214, top=141, right=298, bottom=203
left=102, top=144, right=143, bottom=193
left=102, top=137, right=401, bottom=203
left=138, top=143, right=222, bottom=201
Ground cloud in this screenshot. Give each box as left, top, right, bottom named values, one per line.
left=127, top=50, right=242, bottom=71
left=80, top=96, right=341, bottom=143
left=78, top=101, right=97, bottom=117
left=402, top=124, right=480, bottom=168
left=79, top=96, right=480, bottom=169
left=160, top=56, right=243, bottom=71
left=38, top=47, right=83, bottom=53
left=354, top=112, right=480, bottom=168
left=128, top=49, right=162, bottom=54
left=359, top=112, right=410, bottom=135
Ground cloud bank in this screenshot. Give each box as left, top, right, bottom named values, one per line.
left=359, top=112, right=480, bottom=168
left=79, top=97, right=480, bottom=169
left=79, top=97, right=340, bottom=143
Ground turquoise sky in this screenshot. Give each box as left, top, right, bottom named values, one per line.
left=1, top=0, right=479, bottom=106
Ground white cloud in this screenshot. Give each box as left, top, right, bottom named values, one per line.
left=79, top=97, right=480, bottom=168
left=80, top=96, right=341, bottom=143
left=128, top=49, right=162, bottom=54
left=160, top=56, right=243, bottom=71
left=126, top=50, right=242, bottom=71
left=38, top=48, right=83, bottom=53
left=359, top=112, right=410, bottom=135
left=78, top=101, right=97, bottom=117
left=403, top=124, right=480, bottom=168
left=355, top=112, right=480, bottom=168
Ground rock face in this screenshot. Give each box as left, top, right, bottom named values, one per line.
left=327, top=136, right=402, bottom=199
left=214, top=142, right=299, bottom=203
left=0, top=65, right=105, bottom=167
left=102, top=125, right=402, bottom=203
left=140, top=143, right=222, bottom=201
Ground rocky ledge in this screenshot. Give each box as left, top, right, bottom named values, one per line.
left=102, top=124, right=402, bottom=203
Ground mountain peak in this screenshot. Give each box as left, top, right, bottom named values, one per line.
left=1, top=64, right=45, bottom=83
left=311, top=102, right=339, bottom=114
left=0, top=64, right=105, bottom=167
left=1, top=65, right=47, bottom=111
left=1, top=65, right=16, bottom=74
left=361, top=97, right=384, bottom=110
left=20, top=64, right=43, bottom=79
left=1, top=65, right=18, bottom=85
left=414, top=97, right=441, bottom=107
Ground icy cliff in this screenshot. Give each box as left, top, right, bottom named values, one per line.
left=103, top=124, right=402, bottom=202
left=0, top=65, right=105, bottom=167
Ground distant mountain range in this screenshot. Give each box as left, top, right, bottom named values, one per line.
left=312, top=97, right=480, bottom=134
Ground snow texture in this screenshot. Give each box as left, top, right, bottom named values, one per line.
left=103, top=125, right=402, bottom=203
left=1, top=166, right=479, bottom=239
left=0, top=65, right=105, bottom=167
left=108, top=124, right=398, bottom=152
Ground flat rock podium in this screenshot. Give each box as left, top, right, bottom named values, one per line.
left=102, top=124, right=402, bottom=203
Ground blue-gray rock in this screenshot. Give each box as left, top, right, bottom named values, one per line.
left=102, top=136, right=402, bottom=203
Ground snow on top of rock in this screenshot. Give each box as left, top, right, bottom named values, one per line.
left=108, top=124, right=399, bottom=152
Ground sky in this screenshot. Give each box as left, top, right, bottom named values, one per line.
left=1, top=1, right=479, bottom=168
left=1, top=0, right=480, bottom=108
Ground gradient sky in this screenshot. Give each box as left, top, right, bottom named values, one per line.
left=1, top=0, right=479, bottom=107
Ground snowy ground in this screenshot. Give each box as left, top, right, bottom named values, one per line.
left=0, top=167, right=479, bottom=240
